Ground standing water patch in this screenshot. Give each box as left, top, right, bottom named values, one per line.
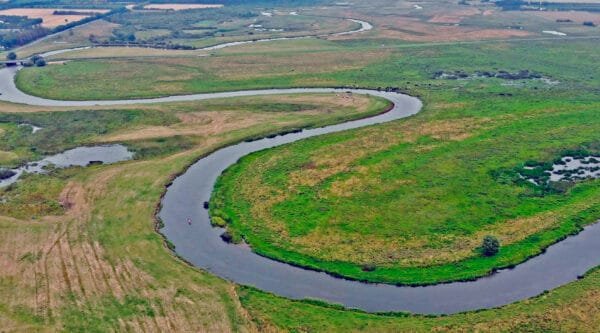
left=517, top=153, right=600, bottom=188
left=0, top=144, right=134, bottom=188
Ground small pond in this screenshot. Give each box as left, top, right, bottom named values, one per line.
left=0, top=144, right=134, bottom=188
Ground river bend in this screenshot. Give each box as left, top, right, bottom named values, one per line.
left=1, top=53, right=598, bottom=315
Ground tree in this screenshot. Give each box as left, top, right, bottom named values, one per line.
left=6, top=52, right=17, bottom=61
left=35, top=58, right=46, bottom=67
left=482, top=235, right=500, bottom=256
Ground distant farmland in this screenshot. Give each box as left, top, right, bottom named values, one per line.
left=0, top=8, right=108, bottom=28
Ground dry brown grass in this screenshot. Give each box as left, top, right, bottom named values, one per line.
left=428, top=7, right=483, bottom=24
left=0, top=92, right=382, bottom=331
left=330, top=14, right=531, bottom=42
left=532, top=11, right=600, bottom=25
left=0, top=8, right=109, bottom=28
left=103, top=111, right=265, bottom=142
left=202, top=50, right=391, bottom=80
left=0, top=151, right=253, bottom=332
left=101, top=93, right=373, bottom=142
left=46, top=46, right=201, bottom=60
left=0, top=150, right=17, bottom=164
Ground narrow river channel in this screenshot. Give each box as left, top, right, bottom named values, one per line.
left=1, top=53, right=598, bottom=315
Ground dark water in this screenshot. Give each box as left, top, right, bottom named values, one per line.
left=0, top=145, right=133, bottom=187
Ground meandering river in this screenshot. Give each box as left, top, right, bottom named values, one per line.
left=1, top=41, right=599, bottom=314
left=32, top=19, right=372, bottom=59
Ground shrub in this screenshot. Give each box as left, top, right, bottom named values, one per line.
left=30, top=54, right=42, bottom=63
left=482, top=235, right=500, bottom=256
left=211, top=216, right=227, bottom=228
left=361, top=263, right=376, bottom=272
left=6, top=52, right=17, bottom=61
left=35, top=58, right=46, bottom=67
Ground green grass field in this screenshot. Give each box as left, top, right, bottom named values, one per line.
left=202, top=38, right=600, bottom=284
left=212, top=87, right=600, bottom=284
left=2, top=89, right=599, bottom=331
left=13, top=35, right=600, bottom=286
left=239, top=266, right=600, bottom=331
left=3, top=0, right=600, bottom=330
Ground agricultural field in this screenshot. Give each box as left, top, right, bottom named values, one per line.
left=0, top=8, right=109, bottom=28
left=13, top=19, right=118, bottom=58
left=1, top=0, right=600, bottom=331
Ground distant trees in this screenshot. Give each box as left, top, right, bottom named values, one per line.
left=482, top=236, right=500, bottom=256
left=23, top=55, right=47, bottom=67
left=0, top=26, right=49, bottom=49
left=0, top=7, right=124, bottom=50
left=35, top=58, right=46, bottom=67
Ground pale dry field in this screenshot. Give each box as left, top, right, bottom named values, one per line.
left=330, top=13, right=532, bottom=42
left=202, top=50, right=391, bottom=80
left=14, top=20, right=119, bottom=58
left=0, top=164, right=248, bottom=332
left=318, top=3, right=532, bottom=43
left=102, top=93, right=374, bottom=142
left=0, top=8, right=109, bottom=28
left=45, top=46, right=202, bottom=60
left=428, top=7, right=484, bottom=24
